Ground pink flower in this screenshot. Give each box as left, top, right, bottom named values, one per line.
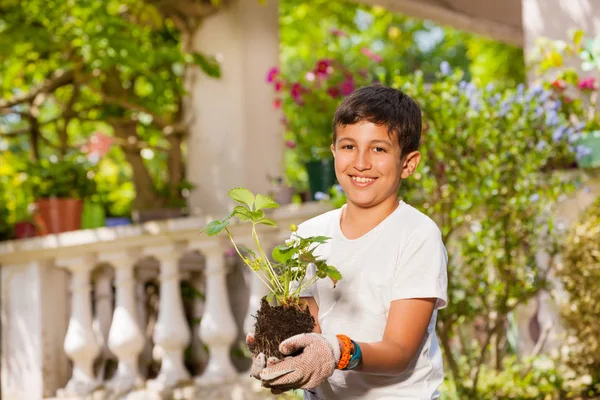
left=291, top=82, right=304, bottom=104
left=315, top=59, right=332, bottom=77
left=327, top=87, right=341, bottom=98
left=329, top=28, right=346, bottom=37
left=578, top=77, right=596, bottom=90
left=360, top=47, right=383, bottom=63
left=274, top=81, right=283, bottom=92
left=341, top=78, right=354, bottom=96
left=266, top=67, right=279, bottom=83
left=285, top=140, right=296, bottom=149
left=273, top=98, right=282, bottom=109
left=224, top=247, right=236, bottom=257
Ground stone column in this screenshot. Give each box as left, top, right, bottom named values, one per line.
left=145, top=244, right=192, bottom=392
left=99, top=251, right=145, bottom=395
left=56, top=255, right=101, bottom=397
left=1, top=260, right=69, bottom=399
left=186, top=0, right=282, bottom=216
left=195, top=244, right=238, bottom=385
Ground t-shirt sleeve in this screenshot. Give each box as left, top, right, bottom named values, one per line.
left=390, top=222, right=448, bottom=309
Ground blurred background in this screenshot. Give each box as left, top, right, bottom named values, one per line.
left=0, top=0, right=599, bottom=399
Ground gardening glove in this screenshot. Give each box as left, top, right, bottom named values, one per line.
left=246, top=330, right=281, bottom=380
left=259, top=333, right=341, bottom=391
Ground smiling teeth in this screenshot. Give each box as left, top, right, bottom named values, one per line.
left=352, top=176, right=374, bottom=183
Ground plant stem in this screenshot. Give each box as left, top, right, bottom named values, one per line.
left=225, top=228, right=276, bottom=295
left=251, top=224, right=284, bottom=293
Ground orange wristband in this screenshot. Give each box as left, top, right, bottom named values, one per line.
left=336, top=334, right=352, bottom=370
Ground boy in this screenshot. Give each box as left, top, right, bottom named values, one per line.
left=249, top=84, right=448, bottom=399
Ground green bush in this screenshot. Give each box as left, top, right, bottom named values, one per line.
left=25, top=155, right=96, bottom=200
left=557, top=196, right=600, bottom=384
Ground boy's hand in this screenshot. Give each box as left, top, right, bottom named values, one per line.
left=259, top=333, right=341, bottom=391
left=246, top=331, right=281, bottom=379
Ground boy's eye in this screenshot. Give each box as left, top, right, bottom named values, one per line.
left=373, top=147, right=386, bottom=153
left=341, top=144, right=354, bottom=150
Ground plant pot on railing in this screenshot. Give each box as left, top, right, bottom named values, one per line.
left=576, top=131, right=600, bottom=169
left=35, top=198, right=83, bottom=234
left=305, top=158, right=337, bottom=201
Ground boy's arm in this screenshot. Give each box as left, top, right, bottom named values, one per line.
left=303, top=296, right=321, bottom=333
left=356, top=297, right=436, bottom=375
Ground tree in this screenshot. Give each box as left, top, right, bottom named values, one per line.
left=0, top=0, right=221, bottom=210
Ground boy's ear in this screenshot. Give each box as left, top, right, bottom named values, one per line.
left=401, top=151, right=421, bottom=179
left=330, top=143, right=335, bottom=158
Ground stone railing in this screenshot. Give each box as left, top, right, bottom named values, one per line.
left=0, top=202, right=330, bottom=400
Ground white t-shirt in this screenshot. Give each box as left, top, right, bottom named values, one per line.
left=297, top=201, right=448, bottom=400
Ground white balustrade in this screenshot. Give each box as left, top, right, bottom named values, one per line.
left=56, top=255, right=102, bottom=397
left=145, top=244, right=192, bottom=392
left=0, top=202, right=330, bottom=399
left=100, top=251, right=146, bottom=395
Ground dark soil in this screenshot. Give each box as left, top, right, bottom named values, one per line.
left=252, top=297, right=315, bottom=359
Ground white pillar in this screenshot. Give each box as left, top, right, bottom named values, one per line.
left=186, top=0, right=282, bottom=216
left=56, top=255, right=101, bottom=397
left=99, top=251, right=145, bottom=395
left=145, top=245, right=191, bottom=392
left=1, top=261, right=70, bottom=399
left=196, top=244, right=238, bottom=385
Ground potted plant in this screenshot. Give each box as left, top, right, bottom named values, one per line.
left=201, top=188, right=341, bottom=357
left=26, top=154, right=96, bottom=234
left=267, top=31, right=383, bottom=200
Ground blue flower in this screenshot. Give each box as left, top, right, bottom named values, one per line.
left=440, top=61, right=451, bottom=76
left=333, top=184, right=344, bottom=193
left=459, top=80, right=468, bottom=91
left=486, top=83, right=495, bottom=92
left=537, top=140, right=548, bottom=150
left=545, top=110, right=559, bottom=126
left=314, top=191, right=329, bottom=201
left=529, top=193, right=540, bottom=203
left=575, top=145, right=593, bottom=159
left=575, top=121, right=587, bottom=132
left=534, top=107, right=544, bottom=118
left=552, top=125, right=567, bottom=142
left=517, top=83, right=525, bottom=95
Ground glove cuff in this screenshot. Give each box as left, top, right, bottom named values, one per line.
left=322, top=334, right=342, bottom=364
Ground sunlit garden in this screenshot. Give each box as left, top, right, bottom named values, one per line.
left=1, top=0, right=600, bottom=399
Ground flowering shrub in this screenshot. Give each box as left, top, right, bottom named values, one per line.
left=267, top=29, right=384, bottom=163
left=531, top=30, right=600, bottom=165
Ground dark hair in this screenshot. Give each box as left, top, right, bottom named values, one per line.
left=332, top=84, right=422, bottom=157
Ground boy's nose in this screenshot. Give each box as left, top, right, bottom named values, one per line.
left=354, top=151, right=371, bottom=170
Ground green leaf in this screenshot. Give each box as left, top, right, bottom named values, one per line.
left=257, top=217, right=276, bottom=227
left=272, top=244, right=294, bottom=263
left=228, top=188, right=255, bottom=209
left=233, top=206, right=254, bottom=221
left=254, top=194, right=279, bottom=211
left=327, top=266, right=342, bottom=282
left=191, top=52, right=221, bottom=78
left=200, top=219, right=230, bottom=236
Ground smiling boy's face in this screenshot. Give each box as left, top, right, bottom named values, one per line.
left=331, top=121, right=420, bottom=210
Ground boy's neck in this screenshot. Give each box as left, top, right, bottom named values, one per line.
left=340, top=197, right=400, bottom=240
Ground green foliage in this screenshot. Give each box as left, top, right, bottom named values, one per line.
left=201, top=188, right=341, bottom=305
left=395, top=67, right=576, bottom=395
left=557, top=196, right=600, bottom=382
left=25, top=154, right=96, bottom=199
left=0, top=0, right=221, bottom=211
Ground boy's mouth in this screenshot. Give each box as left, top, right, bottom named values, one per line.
left=350, top=175, right=377, bottom=185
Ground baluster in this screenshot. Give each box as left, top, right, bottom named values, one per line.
left=99, top=251, right=145, bottom=395
left=196, top=244, right=238, bottom=385
left=56, top=255, right=101, bottom=397
left=145, top=244, right=192, bottom=392
left=136, top=264, right=159, bottom=378
left=92, top=265, right=114, bottom=375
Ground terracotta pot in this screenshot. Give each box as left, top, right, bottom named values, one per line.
left=14, top=221, right=37, bottom=239
left=35, top=198, right=83, bottom=234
